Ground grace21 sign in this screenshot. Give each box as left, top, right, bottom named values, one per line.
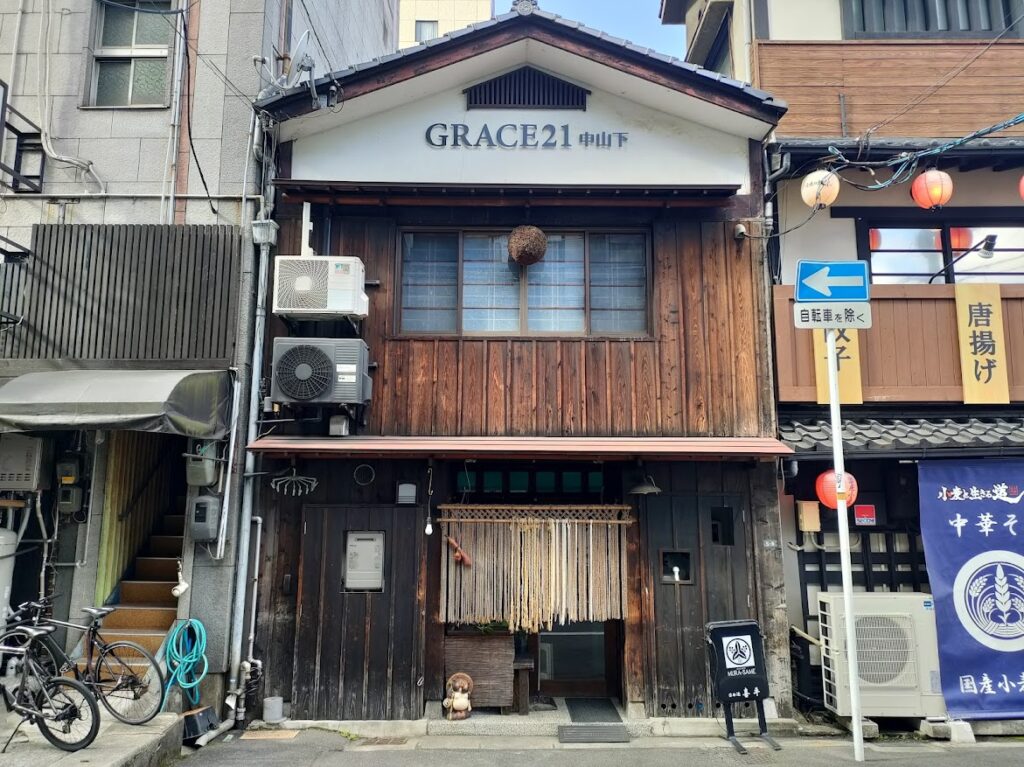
left=425, top=122, right=629, bottom=149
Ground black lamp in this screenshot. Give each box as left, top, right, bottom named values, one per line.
left=927, top=234, right=997, bottom=284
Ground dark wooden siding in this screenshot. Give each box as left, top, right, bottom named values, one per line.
left=639, top=461, right=756, bottom=717
left=292, top=503, right=424, bottom=720
left=276, top=213, right=772, bottom=439
left=0, top=225, right=241, bottom=365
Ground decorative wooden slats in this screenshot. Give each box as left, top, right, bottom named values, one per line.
left=0, top=224, right=240, bottom=365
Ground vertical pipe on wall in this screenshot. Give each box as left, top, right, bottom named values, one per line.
left=164, top=6, right=188, bottom=223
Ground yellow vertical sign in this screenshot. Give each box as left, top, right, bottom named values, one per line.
left=955, top=283, right=1009, bottom=404
left=813, top=328, right=863, bottom=405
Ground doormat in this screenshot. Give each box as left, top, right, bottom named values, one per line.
left=239, top=730, right=300, bottom=740
left=565, top=698, right=622, bottom=723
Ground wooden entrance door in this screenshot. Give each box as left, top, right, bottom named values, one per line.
left=292, top=505, right=424, bottom=720
left=643, top=494, right=751, bottom=717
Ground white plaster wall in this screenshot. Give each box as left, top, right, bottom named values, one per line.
left=776, top=169, right=1024, bottom=283
left=767, top=0, right=843, bottom=40
left=292, top=86, right=752, bottom=189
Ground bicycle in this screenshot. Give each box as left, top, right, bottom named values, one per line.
left=0, top=624, right=100, bottom=752
left=3, top=598, right=165, bottom=725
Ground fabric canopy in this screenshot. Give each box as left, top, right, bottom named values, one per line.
left=0, top=369, right=232, bottom=438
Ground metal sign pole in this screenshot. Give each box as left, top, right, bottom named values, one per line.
left=825, top=328, right=864, bottom=762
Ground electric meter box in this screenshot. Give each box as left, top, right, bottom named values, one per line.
left=186, top=440, right=219, bottom=487
left=189, top=495, right=221, bottom=542
left=56, top=457, right=81, bottom=485
left=344, top=531, right=384, bottom=591
left=57, top=485, right=84, bottom=515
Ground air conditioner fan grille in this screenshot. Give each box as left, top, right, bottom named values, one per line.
left=276, top=345, right=333, bottom=401
left=277, top=260, right=329, bottom=309
left=854, top=614, right=916, bottom=686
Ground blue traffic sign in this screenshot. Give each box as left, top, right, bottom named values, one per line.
left=795, top=260, right=870, bottom=303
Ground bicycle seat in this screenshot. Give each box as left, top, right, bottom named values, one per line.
left=82, top=606, right=115, bottom=619
left=19, top=625, right=55, bottom=639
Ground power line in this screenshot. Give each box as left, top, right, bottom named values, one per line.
left=862, top=10, right=1024, bottom=138
left=297, top=0, right=338, bottom=75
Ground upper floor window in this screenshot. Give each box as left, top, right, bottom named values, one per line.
left=399, top=230, right=649, bottom=336
left=864, top=224, right=1024, bottom=283
left=842, top=0, right=1019, bottom=38
left=92, top=1, right=174, bottom=107
left=414, top=19, right=439, bottom=43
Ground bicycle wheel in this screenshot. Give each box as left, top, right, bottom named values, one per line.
left=93, top=640, right=165, bottom=725
left=34, top=677, right=100, bottom=751
left=0, top=628, right=61, bottom=683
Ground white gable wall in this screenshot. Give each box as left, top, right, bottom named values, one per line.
left=291, top=84, right=752, bottom=190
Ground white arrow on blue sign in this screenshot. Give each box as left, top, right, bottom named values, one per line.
left=795, top=260, right=870, bottom=302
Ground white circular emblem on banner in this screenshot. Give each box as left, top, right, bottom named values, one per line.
left=953, top=550, right=1024, bottom=652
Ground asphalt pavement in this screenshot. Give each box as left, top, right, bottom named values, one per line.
left=179, top=729, right=1024, bottom=767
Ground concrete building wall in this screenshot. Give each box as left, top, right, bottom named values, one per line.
left=398, top=0, right=493, bottom=48
left=0, top=0, right=398, bottom=243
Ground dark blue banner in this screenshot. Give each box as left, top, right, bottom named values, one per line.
left=919, top=460, right=1024, bottom=719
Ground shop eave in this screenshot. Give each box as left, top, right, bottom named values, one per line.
left=247, top=435, right=792, bottom=460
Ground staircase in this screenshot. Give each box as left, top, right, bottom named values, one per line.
left=100, top=514, right=184, bottom=655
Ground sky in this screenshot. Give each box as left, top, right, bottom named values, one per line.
left=536, top=0, right=685, bottom=58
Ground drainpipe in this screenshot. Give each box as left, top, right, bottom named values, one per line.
left=226, top=222, right=276, bottom=725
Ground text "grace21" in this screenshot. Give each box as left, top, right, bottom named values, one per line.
left=425, top=123, right=629, bottom=149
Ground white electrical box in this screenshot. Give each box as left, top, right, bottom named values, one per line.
left=186, top=439, right=219, bottom=487
left=344, top=531, right=384, bottom=591
left=0, top=434, right=49, bottom=491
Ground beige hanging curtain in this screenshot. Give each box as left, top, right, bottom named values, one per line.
left=438, top=505, right=631, bottom=633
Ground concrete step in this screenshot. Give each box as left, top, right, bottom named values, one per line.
left=120, top=580, right=176, bottom=606
left=98, top=629, right=166, bottom=655
left=161, top=514, right=185, bottom=535
left=101, top=604, right=177, bottom=631
left=135, top=556, right=178, bottom=581
left=147, top=535, right=183, bottom=557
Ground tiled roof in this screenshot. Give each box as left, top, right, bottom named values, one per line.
left=779, top=416, right=1024, bottom=457
left=258, top=3, right=784, bottom=115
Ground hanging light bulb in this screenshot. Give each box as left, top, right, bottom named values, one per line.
left=800, top=169, right=841, bottom=210
left=424, top=465, right=435, bottom=536
left=911, top=169, right=954, bottom=210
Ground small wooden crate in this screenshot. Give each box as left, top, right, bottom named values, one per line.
left=444, top=633, right=515, bottom=709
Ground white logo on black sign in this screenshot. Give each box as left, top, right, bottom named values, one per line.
left=722, top=635, right=755, bottom=670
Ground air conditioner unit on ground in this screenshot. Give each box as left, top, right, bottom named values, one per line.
left=0, top=434, right=50, bottom=491
left=819, top=592, right=946, bottom=719
left=271, top=338, right=372, bottom=406
left=272, top=255, right=369, bottom=320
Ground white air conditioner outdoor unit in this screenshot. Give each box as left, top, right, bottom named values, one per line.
left=818, top=592, right=946, bottom=719
left=272, top=255, right=369, bottom=320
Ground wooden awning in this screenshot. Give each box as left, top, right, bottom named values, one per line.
left=248, top=435, right=791, bottom=459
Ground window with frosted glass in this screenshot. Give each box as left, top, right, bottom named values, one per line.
left=93, top=1, right=172, bottom=107
left=589, top=233, right=648, bottom=332
left=462, top=234, right=520, bottom=333
left=399, top=230, right=648, bottom=335
left=401, top=233, right=458, bottom=332
left=527, top=234, right=584, bottom=332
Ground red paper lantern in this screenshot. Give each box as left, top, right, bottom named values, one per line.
left=911, top=169, right=953, bottom=210
left=1018, top=174, right=1024, bottom=201
left=868, top=228, right=882, bottom=251
left=815, top=469, right=859, bottom=510
left=948, top=227, right=973, bottom=252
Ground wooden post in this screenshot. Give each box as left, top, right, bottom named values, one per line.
left=622, top=509, right=646, bottom=707
left=749, top=461, right=792, bottom=717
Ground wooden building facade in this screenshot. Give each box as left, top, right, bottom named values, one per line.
left=251, top=6, right=792, bottom=721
